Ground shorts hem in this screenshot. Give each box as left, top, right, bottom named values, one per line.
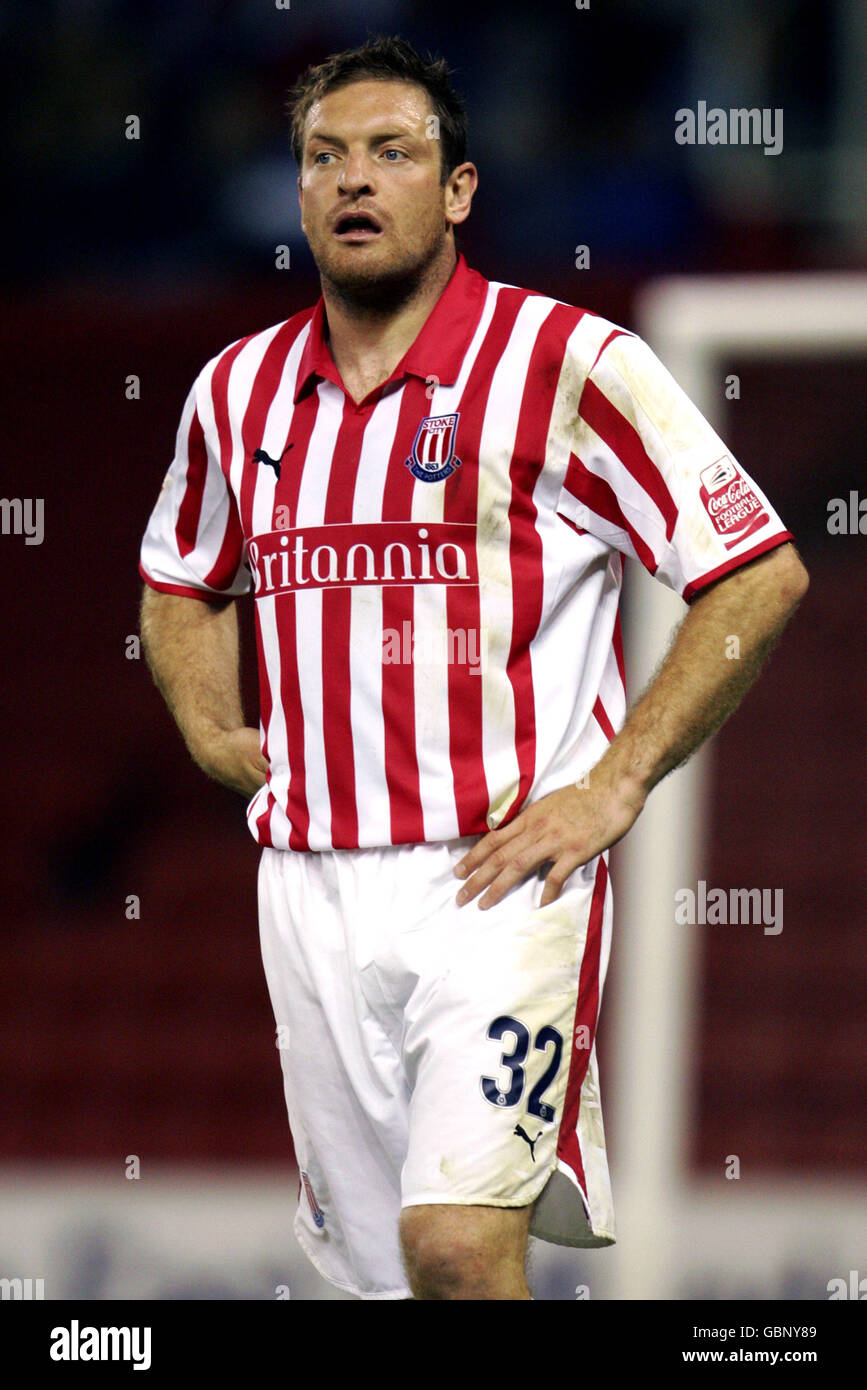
left=401, top=1147, right=559, bottom=1216
left=401, top=1192, right=537, bottom=1211
left=400, top=1194, right=615, bottom=1246
left=293, top=1216, right=411, bottom=1301
left=532, top=1228, right=616, bottom=1249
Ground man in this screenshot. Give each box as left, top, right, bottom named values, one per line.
left=139, top=36, right=808, bottom=1300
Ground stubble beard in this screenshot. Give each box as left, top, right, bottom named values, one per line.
left=312, top=217, right=452, bottom=318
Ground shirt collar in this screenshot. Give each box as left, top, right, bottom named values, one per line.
left=293, top=253, right=488, bottom=405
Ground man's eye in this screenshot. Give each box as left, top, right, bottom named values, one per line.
left=383, top=148, right=405, bottom=161
left=314, top=151, right=333, bottom=164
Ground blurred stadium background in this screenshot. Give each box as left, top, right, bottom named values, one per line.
left=0, top=0, right=864, bottom=1300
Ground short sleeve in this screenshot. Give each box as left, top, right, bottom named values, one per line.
left=139, top=371, right=251, bottom=601
left=556, top=329, right=793, bottom=602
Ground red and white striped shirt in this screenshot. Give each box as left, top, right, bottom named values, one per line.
left=140, top=255, right=792, bottom=851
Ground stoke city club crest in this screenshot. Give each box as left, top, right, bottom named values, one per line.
left=405, top=412, right=462, bottom=483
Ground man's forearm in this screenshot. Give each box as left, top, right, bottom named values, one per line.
left=453, top=541, right=810, bottom=909
left=140, top=587, right=244, bottom=759
left=139, top=587, right=266, bottom=794
left=597, top=541, right=810, bottom=801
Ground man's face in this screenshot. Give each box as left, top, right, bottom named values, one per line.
left=298, top=79, right=467, bottom=302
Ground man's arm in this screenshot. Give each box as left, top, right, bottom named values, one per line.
left=454, top=541, right=809, bottom=909
left=139, top=586, right=267, bottom=796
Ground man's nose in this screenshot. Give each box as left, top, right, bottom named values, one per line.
left=338, top=150, right=375, bottom=194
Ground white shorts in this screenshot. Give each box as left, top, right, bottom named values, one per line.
left=257, top=836, right=616, bottom=1299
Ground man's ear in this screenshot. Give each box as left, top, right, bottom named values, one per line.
left=445, top=162, right=478, bottom=229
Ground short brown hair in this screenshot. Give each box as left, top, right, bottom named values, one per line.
left=287, top=35, right=468, bottom=184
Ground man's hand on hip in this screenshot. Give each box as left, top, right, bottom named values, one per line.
left=453, top=773, right=645, bottom=910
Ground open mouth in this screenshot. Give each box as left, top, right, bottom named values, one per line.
left=333, top=212, right=383, bottom=241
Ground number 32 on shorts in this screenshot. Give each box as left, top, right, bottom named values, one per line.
left=480, top=1015, right=564, bottom=1122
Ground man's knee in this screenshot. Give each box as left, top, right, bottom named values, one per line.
left=399, top=1203, right=532, bottom=1300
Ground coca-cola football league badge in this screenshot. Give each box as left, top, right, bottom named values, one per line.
left=699, top=456, right=769, bottom=550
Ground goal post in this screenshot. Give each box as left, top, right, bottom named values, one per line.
left=607, top=272, right=867, bottom=1299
